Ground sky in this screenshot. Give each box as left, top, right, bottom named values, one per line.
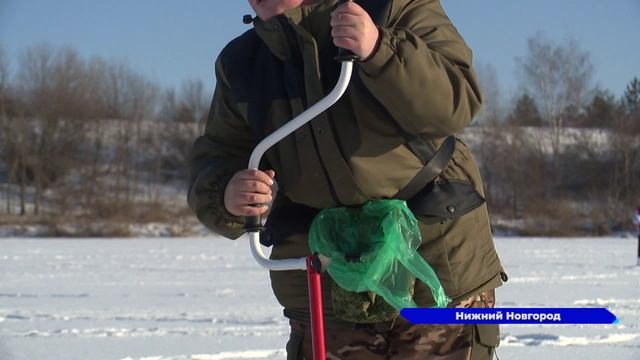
left=1, top=0, right=639, bottom=101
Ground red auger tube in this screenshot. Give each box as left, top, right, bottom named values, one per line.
left=307, top=256, right=326, bottom=360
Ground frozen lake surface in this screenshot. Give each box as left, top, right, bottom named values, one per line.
left=0, top=237, right=638, bottom=360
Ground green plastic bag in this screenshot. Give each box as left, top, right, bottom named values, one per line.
left=309, top=200, right=450, bottom=310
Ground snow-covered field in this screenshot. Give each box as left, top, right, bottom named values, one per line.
left=0, top=237, right=638, bottom=360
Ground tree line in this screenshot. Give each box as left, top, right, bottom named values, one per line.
left=0, top=44, right=208, bottom=234
left=0, top=37, right=638, bottom=236
left=470, top=36, right=639, bottom=235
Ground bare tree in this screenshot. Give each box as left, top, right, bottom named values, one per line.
left=84, top=57, right=110, bottom=188
left=16, top=44, right=92, bottom=216
left=125, top=71, right=159, bottom=205
left=158, top=79, right=209, bottom=177
left=473, top=63, right=502, bottom=125
left=0, top=46, right=11, bottom=214
left=86, top=60, right=160, bottom=216
left=517, top=35, right=595, bottom=181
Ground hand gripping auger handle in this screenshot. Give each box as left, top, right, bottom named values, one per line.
left=245, top=0, right=358, bottom=271
left=245, top=59, right=354, bottom=271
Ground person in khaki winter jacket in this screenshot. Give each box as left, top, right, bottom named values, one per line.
left=189, top=0, right=507, bottom=358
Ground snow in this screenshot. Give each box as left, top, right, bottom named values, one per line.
left=0, top=221, right=209, bottom=238
left=119, top=350, right=287, bottom=360
left=460, top=126, right=623, bottom=155
left=0, top=237, right=638, bottom=360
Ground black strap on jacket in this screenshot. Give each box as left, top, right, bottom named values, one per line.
left=394, top=136, right=455, bottom=200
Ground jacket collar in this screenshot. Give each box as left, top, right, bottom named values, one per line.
left=253, top=0, right=337, bottom=60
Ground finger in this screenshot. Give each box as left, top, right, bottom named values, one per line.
left=238, top=205, right=270, bottom=216
left=264, top=169, right=276, bottom=179
left=332, top=26, right=362, bottom=40
left=334, top=1, right=366, bottom=16
left=236, top=180, right=272, bottom=194
left=330, top=12, right=360, bottom=26
left=331, top=19, right=360, bottom=30
left=237, top=192, right=273, bottom=205
left=237, top=169, right=275, bottom=185
left=227, top=194, right=271, bottom=216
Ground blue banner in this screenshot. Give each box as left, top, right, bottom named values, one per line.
left=400, top=308, right=618, bottom=325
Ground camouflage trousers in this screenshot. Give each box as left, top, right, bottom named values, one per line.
left=286, top=289, right=498, bottom=360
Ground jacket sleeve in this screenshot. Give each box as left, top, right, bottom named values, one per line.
left=358, top=0, right=483, bottom=138
left=187, top=56, right=256, bottom=239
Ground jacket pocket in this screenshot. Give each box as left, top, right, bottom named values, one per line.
left=407, top=179, right=485, bottom=219
left=330, top=281, right=402, bottom=323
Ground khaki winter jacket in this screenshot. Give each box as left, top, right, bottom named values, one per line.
left=189, top=0, right=505, bottom=323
